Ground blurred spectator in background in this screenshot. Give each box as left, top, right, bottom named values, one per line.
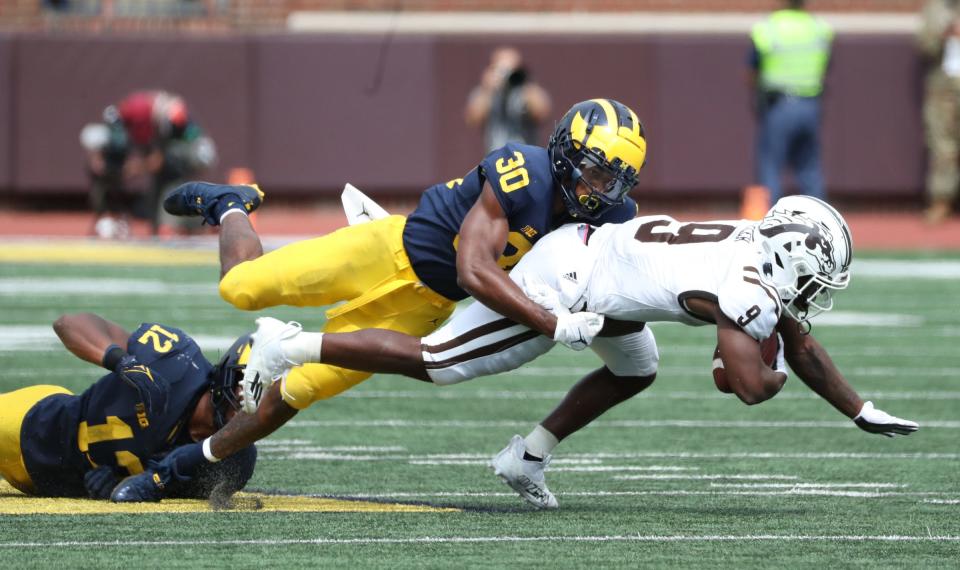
left=465, top=47, right=552, bottom=153
left=79, top=90, right=217, bottom=238
left=918, top=0, right=960, bottom=225
left=748, top=0, right=832, bottom=204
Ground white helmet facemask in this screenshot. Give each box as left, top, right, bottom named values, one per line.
left=757, top=196, right=852, bottom=324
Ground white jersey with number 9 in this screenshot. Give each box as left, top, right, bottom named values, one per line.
left=583, top=215, right=782, bottom=341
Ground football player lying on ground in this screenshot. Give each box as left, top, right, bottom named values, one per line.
left=0, top=313, right=256, bottom=501
left=107, top=100, right=647, bottom=502
left=113, top=195, right=917, bottom=508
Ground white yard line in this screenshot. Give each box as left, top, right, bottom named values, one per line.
left=709, top=483, right=907, bottom=489
left=336, top=390, right=960, bottom=401
left=0, top=327, right=237, bottom=352
left=0, top=278, right=215, bottom=296
left=324, top=490, right=954, bottom=499
left=550, top=466, right=699, bottom=472
left=264, top=451, right=960, bottom=461
left=4, top=533, right=960, bottom=548
left=613, top=474, right=799, bottom=481
left=286, top=419, right=960, bottom=429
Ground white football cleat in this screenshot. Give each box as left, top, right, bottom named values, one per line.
left=240, top=317, right=303, bottom=414
left=490, top=435, right=558, bottom=509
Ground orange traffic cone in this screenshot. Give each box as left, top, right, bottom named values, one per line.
left=740, top=185, right=770, bottom=221
left=227, top=167, right=258, bottom=229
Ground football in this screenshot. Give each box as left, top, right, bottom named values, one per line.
left=712, top=333, right=780, bottom=393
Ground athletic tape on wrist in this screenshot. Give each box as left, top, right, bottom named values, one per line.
left=202, top=437, right=221, bottom=463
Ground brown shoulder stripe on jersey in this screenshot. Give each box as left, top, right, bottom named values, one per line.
left=423, top=330, right=541, bottom=370
left=743, top=266, right=782, bottom=316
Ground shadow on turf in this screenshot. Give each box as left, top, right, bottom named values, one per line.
left=249, top=487, right=814, bottom=516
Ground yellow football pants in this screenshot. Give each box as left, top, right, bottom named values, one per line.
left=0, top=385, right=73, bottom=494
left=219, top=215, right=456, bottom=408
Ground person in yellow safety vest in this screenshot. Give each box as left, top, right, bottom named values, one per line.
left=748, top=0, right=833, bottom=203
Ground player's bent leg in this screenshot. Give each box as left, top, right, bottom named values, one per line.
left=492, top=329, right=659, bottom=509
left=219, top=216, right=409, bottom=311
left=491, top=366, right=655, bottom=510
left=541, top=366, right=656, bottom=444
left=316, top=330, right=429, bottom=382
left=421, top=299, right=555, bottom=386
left=218, top=212, right=263, bottom=278
left=279, top=364, right=375, bottom=407
left=589, top=325, right=659, bottom=381
left=544, top=326, right=661, bottom=439
left=0, top=385, right=73, bottom=495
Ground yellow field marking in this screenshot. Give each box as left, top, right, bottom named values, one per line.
left=0, top=242, right=216, bottom=266
left=0, top=481, right=458, bottom=514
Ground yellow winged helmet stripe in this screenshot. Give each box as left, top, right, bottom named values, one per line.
left=592, top=98, right=619, bottom=128
left=568, top=100, right=647, bottom=172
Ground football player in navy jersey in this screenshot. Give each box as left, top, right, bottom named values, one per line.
left=0, top=312, right=256, bottom=500
left=111, top=99, right=648, bottom=502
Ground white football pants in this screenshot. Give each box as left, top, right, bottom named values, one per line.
left=422, top=223, right=660, bottom=385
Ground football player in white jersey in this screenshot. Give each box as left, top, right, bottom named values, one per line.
left=216, top=196, right=920, bottom=509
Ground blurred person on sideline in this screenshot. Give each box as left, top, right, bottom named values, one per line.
left=465, top=47, right=552, bottom=153
left=748, top=0, right=833, bottom=204
left=918, top=0, right=960, bottom=225
left=79, top=90, right=217, bottom=238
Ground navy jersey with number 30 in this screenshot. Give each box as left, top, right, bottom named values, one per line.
left=19, top=323, right=213, bottom=497
left=402, top=143, right=637, bottom=300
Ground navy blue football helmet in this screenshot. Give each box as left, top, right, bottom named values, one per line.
left=548, top=99, right=647, bottom=221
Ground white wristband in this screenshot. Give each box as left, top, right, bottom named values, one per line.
left=202, top=437, right=221, bottom=463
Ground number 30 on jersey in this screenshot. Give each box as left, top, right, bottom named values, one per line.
left=495, top=151, right=530, bottom=193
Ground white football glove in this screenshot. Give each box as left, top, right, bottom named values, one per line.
left=853, top=401, right=919, bottom=437
left=554, top=311, right=605, bottom=351
left=519, top=273, right=569, bottom=316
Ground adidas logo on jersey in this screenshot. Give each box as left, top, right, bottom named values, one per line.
left=562, top=271, right=578, bottom=283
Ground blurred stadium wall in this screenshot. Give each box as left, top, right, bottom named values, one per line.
left=0, top=1, right=928, bottom=205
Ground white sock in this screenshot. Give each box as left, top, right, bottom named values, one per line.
left=523, top=425, right=559, bottom=459
left=219, top=208, right=248, bottom=225
left=280, top=332, right=324, bottom=365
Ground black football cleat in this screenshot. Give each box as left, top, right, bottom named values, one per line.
left=163, top=182, right=264, bottom=226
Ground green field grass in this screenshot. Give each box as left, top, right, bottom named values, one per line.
left=1, top=254, right=958, bottom=568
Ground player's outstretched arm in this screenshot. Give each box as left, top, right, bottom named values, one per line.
left=456, top=184, right=559, bottom=339
left=778, top=319, right=918, bottom=437
left=779, top=318, right=862, bottom=418
left=53, top=313, right=129, bottom=366
left=112, top=382, right=295, bottom=502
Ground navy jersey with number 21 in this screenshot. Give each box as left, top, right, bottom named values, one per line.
left=19, top=323, right=213, bottom=497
